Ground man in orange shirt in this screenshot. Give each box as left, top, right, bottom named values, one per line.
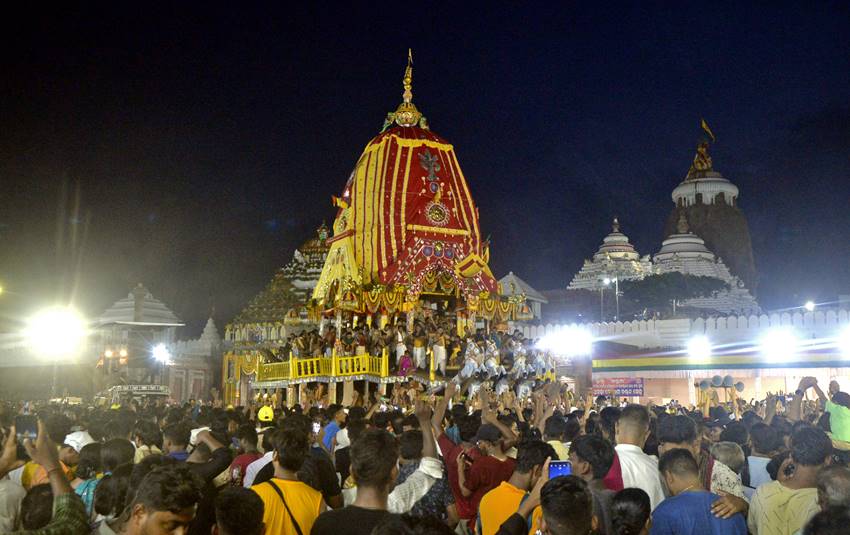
left=476, top=440, right=556, bottom=535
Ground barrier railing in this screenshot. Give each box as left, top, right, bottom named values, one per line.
left=255, top=349, right=392, bottom=383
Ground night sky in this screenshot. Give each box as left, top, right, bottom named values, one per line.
left=1, top=3, right=849, bottom=335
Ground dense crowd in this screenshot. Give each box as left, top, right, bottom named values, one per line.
left=1, top=373, right=850, bottom=535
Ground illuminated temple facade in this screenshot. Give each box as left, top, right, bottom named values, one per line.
left=567, top=126, right=759, bottom=316
left=568, top=218, right=652, bottom=290
left=654, top=213, right=759, bottom=315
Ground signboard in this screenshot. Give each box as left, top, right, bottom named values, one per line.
left=108, top=384, right=171, bottom=395
left=592, top=377, right=644, bottom=397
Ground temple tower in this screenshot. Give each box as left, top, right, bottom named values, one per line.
left=663, top=121, right=758, bottom=292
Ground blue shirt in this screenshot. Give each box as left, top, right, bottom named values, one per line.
left=650, top=491, right=747, bottom=535
left=167, top=450, right=190, bottom=462
left=323, top=421, right=341, bottom=450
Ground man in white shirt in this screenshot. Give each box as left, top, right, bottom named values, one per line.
left=614, top=404, right=665, bottom=510
left=243, top=429, right=277, bottom=488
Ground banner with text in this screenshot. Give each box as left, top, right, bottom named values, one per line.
left=592, top=377, right=644, bottom=397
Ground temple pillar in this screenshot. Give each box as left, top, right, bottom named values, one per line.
left=328, top=382, right=338, bottom=404
left=341, top=381, right=355, bottom=405
left=364, top=380, right=370, bottom=403
left=286, top=385, right=296, bottom=408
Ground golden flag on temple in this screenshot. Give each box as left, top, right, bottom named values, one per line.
left=701, top=118, right=716, bottom=142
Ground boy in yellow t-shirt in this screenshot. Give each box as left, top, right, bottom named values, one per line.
left=251, top=428, right=325, bottom=535
left=476, top=441, right=555, bottom=535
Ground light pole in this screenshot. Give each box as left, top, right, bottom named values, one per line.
left=602, top=276, right=621, bottom=321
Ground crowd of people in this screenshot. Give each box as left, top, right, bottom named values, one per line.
left=1, top=373, right=850, bottom=534
left=271, top=317, right=553, bottom=385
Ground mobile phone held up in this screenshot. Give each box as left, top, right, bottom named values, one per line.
left=312, top=422, right=322, bottom=434
left=15, top=415, right=37, bottom=444
left=548, top=460, right=572, bottom=479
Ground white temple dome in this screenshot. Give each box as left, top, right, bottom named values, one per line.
left=568, top=218, right=653, bottom=291
left=655, top=214, right=715, bottom=260
left=653, top=214, right=759, bottom=314
left=672, top=170, right=739, bottom=208
left=593, top=218, right=641, bottom=261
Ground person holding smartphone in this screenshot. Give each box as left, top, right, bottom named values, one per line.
left=0, top=420, right=89, bottom=534
left=476, top=440, right=556, bottom=535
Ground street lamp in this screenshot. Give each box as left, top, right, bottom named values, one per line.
left=603, top=276, right=621, bottom=321
left=152, top=343, right=172, bottom=387
left=152, top=343, right=171, bottom=364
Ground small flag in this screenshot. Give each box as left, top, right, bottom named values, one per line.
left=701, top=118, right=716, bottom=142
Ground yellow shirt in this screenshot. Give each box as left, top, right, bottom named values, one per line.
left=747, top=480, right=819, bottom=535
left=546, top=440, right=569, bottom=463
left=23, top=461, right=73, bottom=490
left=477, top=481, right=542, bottom=535
left=252, top=478, right=323, bottom=535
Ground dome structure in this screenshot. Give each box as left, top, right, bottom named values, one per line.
left=313, top=53, right=500, bottom=310
left=97, top=283, right=183, bottom=327
left=568, top=218, right=653, bottom=290
left=654, top=213, right=759, bottom=315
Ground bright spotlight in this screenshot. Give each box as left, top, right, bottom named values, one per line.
left=838, top=327, right=850, bottom=359
left=152, top=343, right=172, bottom=364
left=804, top=301, right=816, bottom=312
left=687, top=335, right=712, bottom=362
left=538, top=327, right=593, bottom=357
left=104, top=349, right=114, bottom=358
left=603, top=277, right=611, bottom=286
left=119, top=348, right=128, bottom=358
left=24, top=306, right=87, bottom=358
left=759, top=329, right=798, bottom=362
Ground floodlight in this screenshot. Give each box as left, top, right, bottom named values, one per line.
left=24, top=306, right=87, bottom=358
left=538, top=327, right=593, bottom=357
left=804, top=301, right=815, bottom=312
left=119, top=348, right=128, bottom=358
left=152, top=343, right=171, bottom=364
left=104, top=349, right=114, bottom=358
left=687, top=335, right=712, bottom=362
left=759, top=329, right=798, bottom=362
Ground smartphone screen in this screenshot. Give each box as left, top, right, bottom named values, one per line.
left=548, top=460, right=572, bottom=479
left=15, top=415, right=37, bottom=443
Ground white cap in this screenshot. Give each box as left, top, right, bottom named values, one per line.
left=64, top=431, right=95, bottom=453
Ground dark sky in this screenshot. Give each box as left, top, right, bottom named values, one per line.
left=1, top=3, right=849, bottom=336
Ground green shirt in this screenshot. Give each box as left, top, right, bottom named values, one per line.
left=826, top=400, right=850, bottom=442
left=11, top=493, right=89, bottom=535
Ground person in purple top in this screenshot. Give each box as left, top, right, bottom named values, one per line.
left=651, top=449, right=746, bottom=535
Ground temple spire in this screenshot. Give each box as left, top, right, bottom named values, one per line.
left=612, top=216, right=620, bottom=233
left=402, top=48, right=413, bottom=104
left=382, top=49, right=426, bottom=131
left=687, top=118, right=715, bottom=178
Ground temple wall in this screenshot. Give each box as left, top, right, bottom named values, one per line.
left=518, top=309, right=850, bottom=350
